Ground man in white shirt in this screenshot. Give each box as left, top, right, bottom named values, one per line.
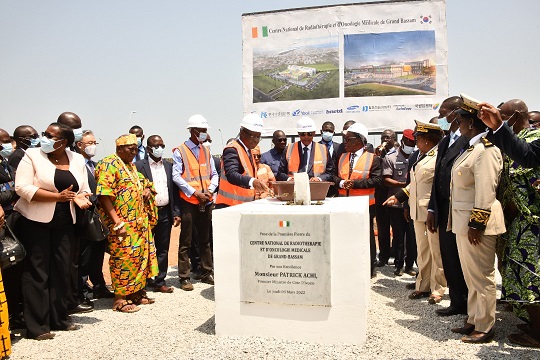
left=136, top=135, right=181, bottom=293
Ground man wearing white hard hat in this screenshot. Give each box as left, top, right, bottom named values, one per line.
left=172, top=114, right=219, bottom=291
left=215, top=113, right=269, bottom=207
left=335, top=122, right=383, bottom=278
left=276, top=116, right=333, bottom=183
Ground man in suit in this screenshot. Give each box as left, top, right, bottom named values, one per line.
left=8, top=125, right=40, bottom=169
left=215, top=113, right=268, bottom=208
left=319, top=121, right=340, bottom=197
left=261, top=130, right=287, bottom=177
left=130, top=125, right=147, bottom=162
left=276, top=116, right=334, bottom=182
left=426, top=96, right=469, bottom=316
left=57, top=112, right=94, bottom=314
left=334, top=122, right=383, bottom=277
left=75, top=130, right=115, bottom=300
left=136, top=135, right=181, bottom=293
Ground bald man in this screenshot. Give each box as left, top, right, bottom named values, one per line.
left=58, top=112, right=84, bottom=147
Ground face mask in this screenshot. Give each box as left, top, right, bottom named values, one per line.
left=197, top=132, right=208, bottom=143
left=438, top=117, right=451, bottom=131
left=402, top=144, right=415, bottom=154
left=321, top=131, right=334, bottom=142
left=73, top=128, right=83, bottom=142
left=29, top=138, right=41, bottom=148
left=40, top=136, right=60, bottom=154
left=137, top=137, right=142, bottom=147
left=84, top=144, right=97, bottom=157
left=0, top=143, right=13, bottom=158
left=151, top=146, right=165, bottom=159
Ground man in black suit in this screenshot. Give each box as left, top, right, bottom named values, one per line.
left=75, top=130, right=115, bottom=301
left=426, top=96, right=469, bottom=316
left=319, top=121, right=340, bottom=197
left=136, top=135, right=181, bottom=293
left=276, top=116, right=334, bottom=182
left=8, top=125, right=40, bottom=169
left=130, top=125, right=147, bottom=162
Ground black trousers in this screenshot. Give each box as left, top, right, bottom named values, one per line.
left=178, top=199, right=213, bottom=279
left=19, top=210, right=72, bottom=338
left=67, top=235, right=81, bottom=307
left=152, top=207, right=173, bottom=287
left=389, top=207, right=407, bottom=270
left=404, top=217, right=417, bottom=269
left=79, top=236, right=107, bottom=298
left=375, top=204, right=392, bottom=263
left=438, top=206, right=468, bottom=309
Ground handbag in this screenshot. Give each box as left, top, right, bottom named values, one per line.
left=0, top=221, right=26, bottom=269
left=77, top=205, right=109, bottom=242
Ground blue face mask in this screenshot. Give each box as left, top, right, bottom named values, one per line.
left=137, top=137, right=142, bottom=147
left=438, top=117, right=451, bottom=131
left=29, top=138, right=41, bottom=148
left=40, top=136, right=60, bottom=154
left=0, top=142, right=13, bottom=158
left=73, top=128, right=83, bottom=142
left=321, top=131, right=334, bottom=142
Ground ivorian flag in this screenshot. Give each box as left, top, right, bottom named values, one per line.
left=252, top=26, right=268, bottom=38
left=279, top=220, right=290, bottom=227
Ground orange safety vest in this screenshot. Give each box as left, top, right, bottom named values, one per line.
left=285, top=142, right=328, bottom=177
left=173, top=143, right=212, bottom=205
left=216, top=141, right=256, bottom=206
left=337, top=151, right=375, bottom=205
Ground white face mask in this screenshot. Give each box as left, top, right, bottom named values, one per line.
left=0, top=142, right=13, bottom=158
left=151, top=146, right=165, bottom=159
left=438, top=117, right=451, bottom=131
left=197, top=132, right=208, bottom=143
left=402, top=144, right=415, bottom=154
left=84, top=144, right=97, bottom=157
left=321, top=131, right=334, bottom=142
left=73, top=128, right=83, bottom=142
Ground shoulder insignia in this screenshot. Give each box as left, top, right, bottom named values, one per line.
left=481, top=137, right=494, bottom=147
left=427, top=150, right=435, bottom=156
left=467, top=145, right=474, bottom=152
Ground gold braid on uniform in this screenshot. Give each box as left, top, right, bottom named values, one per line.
left=480, top=137, right=494, bottom=147
left=468, top=207, right=490, bottom=230
left=395, top=188, right=409, bottom=203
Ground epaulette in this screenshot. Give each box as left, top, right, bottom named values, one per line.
left=427, top=150, right=435, bottom=156
left=467, top=145, right=474, bottom=152
left=481, top=137, right=494, bottom=147
left=468, top=207, right=490, bottom=230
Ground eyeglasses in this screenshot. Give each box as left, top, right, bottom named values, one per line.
left=20, top=134, right=39, bottom=140
left=243, top=129, right=261, bottom=141
left=80, top=141, right=99, bottom=145
left=151, top=145, right=165, bottom=149
left=344, top=137, right=358, bottom=143
left=275, top=138, right=287, bottom=143
left=298, top=132, right=314, bottom=137
left=253, top=154, right=261, bottom=159
left=42, top=131, right=64, bottom=140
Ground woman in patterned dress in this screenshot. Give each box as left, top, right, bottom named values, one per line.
left=96, top=134, right=159, bottom=313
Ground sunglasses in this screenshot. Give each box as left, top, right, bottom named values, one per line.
left=253, top=154, right=261, bottom=159
left=42, top=131, right=64, bottom=140
left=275, top=138, right=287, bottom=143
left=298, top=132, right=314, bottom=137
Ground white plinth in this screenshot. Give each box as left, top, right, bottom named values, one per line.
left=213, top=197, right=370, bottom=345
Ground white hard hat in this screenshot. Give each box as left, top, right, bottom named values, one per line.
left=186, top=114, right=210, bottom=129
left=296, top=116, right=317, bottom=132
left=240, top=113, right=264, bottom=133
left=346, top=122, right=369, bottom=138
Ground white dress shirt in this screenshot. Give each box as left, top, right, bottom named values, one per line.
left=149, top=157, right=169, bottom=207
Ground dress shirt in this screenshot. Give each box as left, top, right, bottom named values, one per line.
left=468, top=131, right=489, bottom=147
left=85, top=159, right=95, bottom=175
left=448, top=129, right=461, bottom=147
left=172, top=139, right=218, bottom=199
left=236, top=139, right=256, bottom=188
left=286, top=143, right=313, bottom=181
left=149, top=157, right=169, bottom=207
left=339, top=148, right=364, bottom=188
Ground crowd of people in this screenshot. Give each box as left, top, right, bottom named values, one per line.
left=0, top=94, right=539, bottom=356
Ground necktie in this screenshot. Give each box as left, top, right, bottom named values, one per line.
left=299, top=146, right=308, bottom=172
left=87, top=161, right=95, bottom=175
left=349, top=153, right=356, bottom=174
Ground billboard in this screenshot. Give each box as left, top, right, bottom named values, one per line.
left=242, top=0, right=448, bottom=134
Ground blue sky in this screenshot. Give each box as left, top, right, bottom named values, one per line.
left=1, top=0, right=540, bottom=156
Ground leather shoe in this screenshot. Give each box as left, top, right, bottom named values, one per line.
left=191, top=270, right=203, bottom=280
left=93, top=284, right=114, bottom=299
left=68, top=299, right=94, bottom=314
left=436, top=306, right=467, bottom=317
left=201, top=274, right=215, bottom=285
left=408, top=291, right=430, bottom=299
left=404, top=268, right=417, bottom=276
left=180, top=279, right=194, bottom=291
left=154, top=285, right=174, bottom=293
left=461, top=329, right=494, bottom=343
left=375, top=260, right=387, bottom=268
left=394, top=268, right=404, bottom=276
left=451, top=323, right=475, bottom=335
left=428, top=295, right=443, bottom=304
left=34, top=332, right=55, bottom=341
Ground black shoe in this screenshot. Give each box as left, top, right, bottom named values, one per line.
left=200, top=274, right=215, bottom=285
left=394, top=268, right=404, bottom=276
left=9, top=315, right=26, bottom=330
left=461, top=329, right=495, bottom=343
left=93, top=284, right=115, bottom=299
left=68, top=299, right=94, bottom=314
left=191, top=270, right=203, bottom=280
left=375, top=260, right=387, bottom=268
left=404, top=267, right=417, bottom=276
left=436, top=305, right=467, bottom=317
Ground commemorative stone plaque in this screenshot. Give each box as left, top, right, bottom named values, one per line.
left=240, top=213, right=331, bottom=306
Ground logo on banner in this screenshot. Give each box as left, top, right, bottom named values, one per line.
left=394, top=105, right=412, bottom=111
left=252, top=26, right=268, bottom=38
left=362, top=106, right=369, bottom=112
left=279, top=220, right=291, bottom=227
left=260, top=112, right=268, bottom=118
left=292, top=109, right=301, bottom=116
left=432, top=103, right=440, bottom=110
left=347, top=105, right=359, bottom=111
left=420, top=15, right=432, bottom=24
